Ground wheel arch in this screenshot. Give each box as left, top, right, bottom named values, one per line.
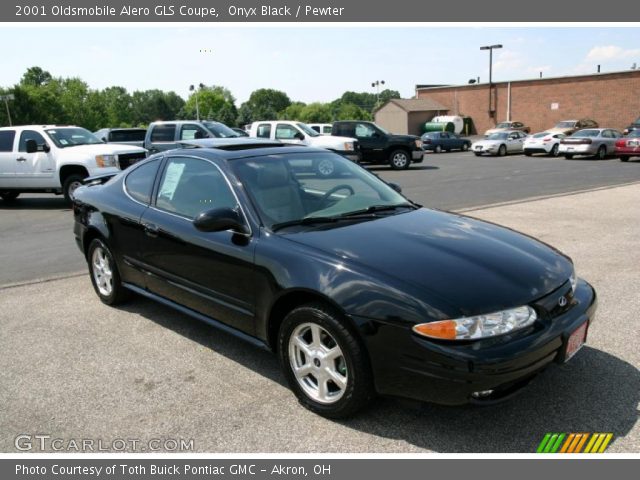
left=59, top=164, right=90, bottom=186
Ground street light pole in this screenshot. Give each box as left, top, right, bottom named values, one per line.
left=480, top=44, right=502, bottom=118
left=371, top=80, right=385, bottom=110
left=0, top=94, right=14, bottom=126
left=189, top=83, right=205, bottom=121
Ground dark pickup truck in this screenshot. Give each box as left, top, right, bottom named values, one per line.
left=332, top=120, right=424, bottom=169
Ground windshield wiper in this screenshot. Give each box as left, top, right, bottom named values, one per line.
left=271, top=216, right=338, bottom=232
left=338, top=203, right=417, bottom=218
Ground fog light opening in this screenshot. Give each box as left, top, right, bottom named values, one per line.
left=471, top=390, right=494, bottom=399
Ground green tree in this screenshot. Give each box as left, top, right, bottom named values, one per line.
left=181, top=85, right=236, bottom=125
left=334, top=102, right=372, bottom=121
left=299, top=103, right=333, bottom=123
left=21, top=66, right=53, bottom=87
left=242, top=88, right=291, bottom=121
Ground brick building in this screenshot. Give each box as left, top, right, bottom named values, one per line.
left=410, top=70, right=640, bottom=135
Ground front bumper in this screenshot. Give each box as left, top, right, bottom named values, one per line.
left=615, top=146, right=640, bottom=157
left=472, top=145, right=499, bottom=155
left=412, top=150, right=424, bottom=162
left=356, top=279, right=597, bottom=405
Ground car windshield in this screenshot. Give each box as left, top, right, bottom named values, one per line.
left=627, top=130, right=640, bottom=138
left=45, top=128, right=102, bottom=148
left=496, top=122, right=511, bottom=128
left=556, top=121, right=576, bottom=128
left=231, top=152, right=411, bottom=231
left=572, top=129, right=600, bottom=138
left=295, top=123, right=320, bottom=137
left=487, top=132, right=508, bottom=140
left=202, top=121, right=239, bottom=138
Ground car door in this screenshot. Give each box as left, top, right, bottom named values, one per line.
left=0, top=130, right=17, bottom=186
left=507, top=132, right=524, bottom=152
left=139, top=155, right=257, bottom=335
left=353, top=123, right=386, bottom=161
left=13, top=130, right=55, bottom=188
left=146, top=124, right=177, bottom=154
left=607, top=130, right=622, bottom=151
left=275, top=123, right=306, bottom=145
left=179, top=123, right=210, bottom=141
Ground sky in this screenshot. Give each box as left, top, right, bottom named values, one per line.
left=1, top=26, right=640, bottom=105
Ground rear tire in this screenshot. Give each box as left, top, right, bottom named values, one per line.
left=524, top=151, right=532, bottom=157
left=63, top=174, right=87, bottom=203
left=620, top=156, right=629, bottom=162
left=434, top=145, right=442, bottom=153
left=474, top=152, right=482, bottom=157
left=550, top=144, right=560, bottom=157
left=87, top=238, right=130, bottom=306
left=498, top=144, right=507, bottom=157
left=461, top=143, right=469, bottom=152
left=565, top=154, right=574, bottom=159
left=595, top=145, right=606, bottom=160
left=389, top=150, right=410, bottom=170
left=278, top=302, right=374, bottom=418
left=0, top=191, right=20, bottom=202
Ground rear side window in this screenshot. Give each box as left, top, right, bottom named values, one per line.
left=333, top=123, right=354, bottom=137
left=150, top=125, right=176, bottom=142
left=0, top=130, right=16, bottom=152
left=125, top=159, right=161, bottom=204
left=256, top=124, right=271, bottom=138
left=110, top=130, right=146, bottom=142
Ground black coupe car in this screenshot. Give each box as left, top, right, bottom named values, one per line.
left=73, top=139, right=597, bottom=418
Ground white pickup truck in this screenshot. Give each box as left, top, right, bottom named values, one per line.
left=0, top=125, right=147, bottom=202
left=248, top=120, right=360, bottom=176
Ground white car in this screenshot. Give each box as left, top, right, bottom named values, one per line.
left=471, top=130, right=527, bottom=156
left=0, top=125, right=147, bottom=202
left=248, top=120, right=359, bottom=176
left=524, top=132, right=566, bottom=157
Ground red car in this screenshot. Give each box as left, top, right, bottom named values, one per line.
left=615, top=130, right=640, bottom=162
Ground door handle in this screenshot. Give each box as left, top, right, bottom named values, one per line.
left=143, top=223, right=159, bottom=238
left=16, top=157, right=27, bottom=162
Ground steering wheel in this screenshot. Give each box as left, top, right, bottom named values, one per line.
left=321, top=184, right=355, bottom=206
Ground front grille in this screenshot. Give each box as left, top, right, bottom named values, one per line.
left=532, top=280, right=575, bottom=319
left=118, top=152, right=146, bottom=169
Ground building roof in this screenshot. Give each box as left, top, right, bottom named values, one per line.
left=381, top=98, right=448, bottom=112
left=415, top=68, right=640, bottom=92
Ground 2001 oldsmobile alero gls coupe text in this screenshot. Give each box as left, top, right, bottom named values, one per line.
left=72, top=139, right=597, bottom=418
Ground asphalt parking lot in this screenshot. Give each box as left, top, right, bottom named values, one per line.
left=0, top=152, right=639, bottom=453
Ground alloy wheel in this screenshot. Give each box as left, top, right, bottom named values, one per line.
left=91, top=246, right=113, bottom=296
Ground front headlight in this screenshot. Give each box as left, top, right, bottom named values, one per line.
left=95, top=155, right=118, bottom=168
left=415, top=139, right=423, bottom=148
left=413, top=305, right=537, bottom=341
left=570, top=267, right=577, bottom=293
left=344, top=142, right=355, bottom=151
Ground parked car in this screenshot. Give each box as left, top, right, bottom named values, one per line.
left=559, top=128, right=623, bottom=159
left=523, top=132, right=566, bottom=157
left=546, top=119, right=598, bottom=136
left=0, top=125, right=146, bottom=202
left=94, top=128, right=147, bottom=147
left=308, top=123, right=334, bottom=135
left=332, top=121, right=424, bottom=169
left=421, top=132, right=471, bottom=153
left=72, top=140, right=596, bottom=418
left=471, top=130, right=527, bottom=156
left=144, top=120, right=239, bottom=154
left=484, top=121, right=530, bottom=136
left=614, top=130, right=640, bottom=162
left=248, top=120, right=360, bottom=176
left=623, top=116, right=640, bottom=135
left=231, top=128, right=249, bottom=137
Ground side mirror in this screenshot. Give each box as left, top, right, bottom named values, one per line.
left=193, top=207, right=248, bottom=234
left=101, top=137, right=108, bottom=143
left=25, top=139, right=38, bottom=153
left=387, top=182, right=402, bottom=193
left=43, top=143, right=51, bottom=153
left=294, top=132, right=305, bottom=141
left=371, top=132, right=381, bottom=138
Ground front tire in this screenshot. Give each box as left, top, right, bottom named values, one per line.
left=87, top=238, right=130, bottom=305
left=389, top=150, right=410, bottom=170
left=550, top=144, right=560, bottom=157
left=620, top=156, right=630, bottom=162
left=434, top=145, right=442, bottom=153
left=595, top=145, right=606, bottom=160
left=498, top=144, right=507, bottom=157
left=565, top=154, right=574, bottom=159
left=278, top=303, right=374, bottom=418
left=461, top=143, right=469, bottom=152
left=63, top=174, right=87, bottom=203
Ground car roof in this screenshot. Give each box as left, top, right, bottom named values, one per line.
left=166, top=140, right=319, bottom=160
left=0, top=124, right=77, bottom=130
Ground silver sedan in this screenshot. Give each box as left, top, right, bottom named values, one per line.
left=471, top=130, right=527, bottom=156
left=559, top=128, right=624, bottom=159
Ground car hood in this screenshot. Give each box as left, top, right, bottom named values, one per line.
left=388, top=134, right=420, bottom=142
left=60, top=144, right=147, bottom=156
left=284, top=209, right=572, bottom=316
left=546, top=127, right=574, bottom=135
left=484, top=128, right=508, bottom=135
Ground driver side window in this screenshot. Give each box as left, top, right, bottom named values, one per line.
left=275, top=124, right=300, bottom=140
left=18, top=130, right=47, bottom=152
left=155, top=157, right=238, bottom=219
left=354, top=123, right=377, bottom=138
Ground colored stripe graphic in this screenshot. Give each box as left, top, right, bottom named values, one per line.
left=537, top=433, right=613, bottom=453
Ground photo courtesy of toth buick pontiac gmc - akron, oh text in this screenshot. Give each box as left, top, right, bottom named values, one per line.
left=72, top=139, right=597, bottom=418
